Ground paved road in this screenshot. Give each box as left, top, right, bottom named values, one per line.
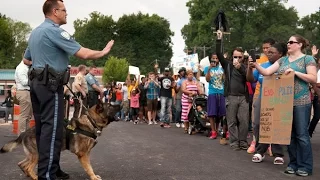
left=0, top=120, right=319, bottom=180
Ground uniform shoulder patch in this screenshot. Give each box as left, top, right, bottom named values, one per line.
left=61, top=31, right=71, bottom=40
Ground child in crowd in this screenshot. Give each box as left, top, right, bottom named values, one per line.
left=130, top=88, right=140, bottom=124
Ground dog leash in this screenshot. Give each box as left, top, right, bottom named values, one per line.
left=65, top=84, right=102, bottom=136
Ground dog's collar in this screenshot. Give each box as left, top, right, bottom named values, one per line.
left=86, top=111, right=103, bottom=136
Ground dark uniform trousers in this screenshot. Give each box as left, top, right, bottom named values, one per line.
left=88, top=91, right=99, bottom=108
left=30, top=79, right=64, bottom=180
left=73, top=95, right=88, bottom=118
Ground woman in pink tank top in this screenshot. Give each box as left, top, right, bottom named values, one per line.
left=181, top=69, right=203, bottom=133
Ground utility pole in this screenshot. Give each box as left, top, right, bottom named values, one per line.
left=193, top=46, right=211, bottom=58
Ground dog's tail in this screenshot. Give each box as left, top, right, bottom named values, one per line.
left=0, top=131, right=25, bottom=153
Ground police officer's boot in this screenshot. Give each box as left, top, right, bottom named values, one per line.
left=56, top=168, right=70, bottom=179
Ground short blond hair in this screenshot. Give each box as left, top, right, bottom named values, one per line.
left=186, top=69, right=193, bottom=75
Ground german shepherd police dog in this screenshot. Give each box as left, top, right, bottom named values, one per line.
left=1, top=102, right=120, bottom=180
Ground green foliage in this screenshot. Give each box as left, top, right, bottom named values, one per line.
left=71, top=12, right=174, bottom=73
left=0, top=14, right=31, bottom=68
left=182, top=0, right=301, bottom=58
left=298, top=11, right=320, bottom=47
left=102, top=56, right=129, bottom=83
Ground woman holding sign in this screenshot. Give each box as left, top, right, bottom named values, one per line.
left=250, top=35, right=317, bottom=177
left=247, top=43, right=287, bottom=165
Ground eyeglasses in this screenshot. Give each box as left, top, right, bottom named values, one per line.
left=287, top=41, right=299, bottom=45
left=233, top=56, right=243, bottom=59
left=210, top=61, right=219, bottom=64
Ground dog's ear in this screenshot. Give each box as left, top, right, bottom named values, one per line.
left=95, top=101, right=104, bottom=114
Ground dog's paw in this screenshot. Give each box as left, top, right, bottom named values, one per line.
left=90, top=175, right=102, bottom=180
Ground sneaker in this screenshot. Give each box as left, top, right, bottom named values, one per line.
left=247, top=141, right=256, bottom=154
left=209, top=131, right=218, bottom=139
left=56, top=169, right=70, bottom=179
left=164, top=124, right=171, bottom=128
left=219, top=138, right=228, bottom=145
left=181, top=123, right=185, bottom=128
left=231, top=146, right=241, bottom=151
left=148, top=121, right=153, bottom=125
left=133, top=120, right=138, bottom=125
left=153, top=121, right=158, bottom=125
left=284, top=167, right=295, bottom=174
left=160, top=123, right=164, bottom=127
left=176, top=123, right=181, bottom=128
left=240, top=145, right=249, bottom=150
left=296, top=170, right=310, bottom=177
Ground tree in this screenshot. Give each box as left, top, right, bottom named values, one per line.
left=8, top=19, right=32, bottom=65
left=298, top=10, right=320, bottom=47
left=0, top=15, right=15, bottom=68
left=102, top=56, right=129, bottom=83
left=116, top=12, right=174, bottom=73
left=182, top=0, right=299, bottom=58
left=71, top=11, right=116, bottom=67
left=0, top=14, right=31, bottom=68
left=71, top=12, right=174, bottom=74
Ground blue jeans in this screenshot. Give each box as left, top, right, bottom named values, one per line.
left=288, top=103, right=313, bottom=174
left=174, top=99, right=182, bottom=123
left=160, top=97, right=172, bottom=124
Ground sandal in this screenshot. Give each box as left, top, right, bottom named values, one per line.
left=274, top=157, right=284, bottom=165
left=252, top=153, right=265, bottom=163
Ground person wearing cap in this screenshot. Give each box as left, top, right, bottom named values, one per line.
left=174, top=67, right=187, bottom=128
left=159, top=68, right=175, bottom=128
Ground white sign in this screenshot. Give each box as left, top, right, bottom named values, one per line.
left=129, top=66, right=140, bottom=75
left=183, top=53, right=199, bottom=72
left=200, top=56, right=210, bottom=71
left=199, top=76, right=209, bottom=96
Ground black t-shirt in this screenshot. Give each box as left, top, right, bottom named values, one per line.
left=138, top=83, right=147, bottom=102
left=159, top=76, right=174, bottom=98
left=229, top=69, right=246, bottom=96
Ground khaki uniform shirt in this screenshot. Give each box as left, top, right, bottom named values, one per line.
left=72, top=72, right=88, bottom=93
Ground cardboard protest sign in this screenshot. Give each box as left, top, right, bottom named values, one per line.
left=129, top=66, right=140, bottom=75
left=259, top=73, right=294, bottom=145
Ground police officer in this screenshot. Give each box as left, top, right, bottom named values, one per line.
left=86, top=66, right=104, bottom=108
left=23, top=1, right=114, bottom=179
left=72, top=64, right=88, bottom=118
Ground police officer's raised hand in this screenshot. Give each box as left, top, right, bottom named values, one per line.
left=102, top=40, right=115, bottom=55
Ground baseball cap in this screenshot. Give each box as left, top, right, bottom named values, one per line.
left=178, top=67, right=186, bottom=73
left=164, top=68, right=170, bottom=72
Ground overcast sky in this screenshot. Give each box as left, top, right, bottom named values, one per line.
left=0, top=0, right=319, bottom=61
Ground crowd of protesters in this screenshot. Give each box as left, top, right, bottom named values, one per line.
left=87, top=32, right=317, bottom=177
left=54, top=31, right=320, bottom=177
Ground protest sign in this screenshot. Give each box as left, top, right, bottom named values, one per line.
left=129, top=66, right=140, bottom=75
left=199, top=56, right=210, bottom=71
left=259, top=73, right=294, bottom=145
left=183, top=53, right=199, bottom=72
left=199, top=76, right=209, bottom=96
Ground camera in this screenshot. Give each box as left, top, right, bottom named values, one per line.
left=249, top=49, right=260, bottom=62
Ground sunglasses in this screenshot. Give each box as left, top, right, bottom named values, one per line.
left=233, top=56, right=243, bottom=59
left=287, top=41, right=299, bottom=45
